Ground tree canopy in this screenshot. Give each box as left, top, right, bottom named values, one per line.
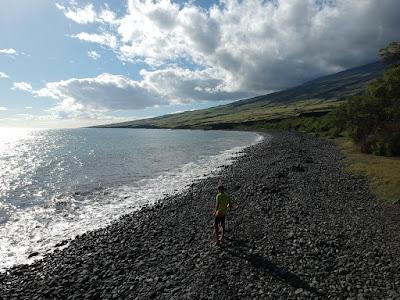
left=327, top=42, right=400, bottom=156
left=379, top=42, right=400, bottom=65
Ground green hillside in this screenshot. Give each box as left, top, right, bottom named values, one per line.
left=98, top=61, right=386, bottom=129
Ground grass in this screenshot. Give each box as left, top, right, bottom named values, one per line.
left=105, top=99, right=344, bottom=129
left=335, top=137, right=400, bottom=204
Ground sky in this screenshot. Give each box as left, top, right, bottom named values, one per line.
left=0, top=0, right=399, bottom=128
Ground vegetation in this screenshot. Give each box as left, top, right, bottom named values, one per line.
left=337, top=69, right=400, bottom=156
left=379, top=41, right=400, bottom=64
left=257, top=42, right=400, bottom=158
left=336, top=138, right=400, bottom=204
left=318, top=42, right=400, bottom=156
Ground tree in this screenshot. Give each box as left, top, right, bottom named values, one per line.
left=326, top=42, right=400, bottom=156
left=379, top=42, right=400, bottom=65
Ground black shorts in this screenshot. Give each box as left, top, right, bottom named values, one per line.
left=215, top=216, right=225, bottom=226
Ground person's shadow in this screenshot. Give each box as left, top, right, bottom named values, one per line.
left=223, top=237, right=323, bottom=297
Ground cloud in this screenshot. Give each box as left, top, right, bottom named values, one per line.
left=0, top=48, right=17, bottom=55
left=60, top=0, right=400, bottom=96
left=0, top=72, right=9, bottom=79
left=24, top=106, right=33, bottom=109
left=141, top=67, right=249, bottom=102
left=12, top=82, right=33, bottom=92
left=72, top=32, right=117, bottom=48
left=34, top=73, right=168, bottom=118
left=32, top=67, right=248, bottom=118
left=56, top=3, right=97, bottom=24
left=56, top=3, right=118, bottom=25
left=88, top=50, right=101, bottom=60
left=0, top=107, right=7, bottom=111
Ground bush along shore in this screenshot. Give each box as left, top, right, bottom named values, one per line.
left=1, top=131, right=399, bottom=299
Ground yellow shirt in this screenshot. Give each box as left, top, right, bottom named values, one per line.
left=215, top=192, right=230, bottom=216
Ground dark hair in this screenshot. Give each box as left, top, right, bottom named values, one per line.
left=218, top=185, right=225, bottom=192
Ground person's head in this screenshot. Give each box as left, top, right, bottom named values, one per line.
left=218, top=185, right=225, bottom=193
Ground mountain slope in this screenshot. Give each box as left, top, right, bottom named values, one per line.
left=98, top=61, right=386, bottom=129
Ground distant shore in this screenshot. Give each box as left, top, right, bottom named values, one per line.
left=1, top=131, right=399, bottom=299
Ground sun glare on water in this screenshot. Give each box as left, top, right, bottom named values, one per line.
left=0, top=128, right=44, bottom=150
left=0, top=128, right=46, bottom=200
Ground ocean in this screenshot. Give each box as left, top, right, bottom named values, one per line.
left=0, top=128, right=261, bottom=271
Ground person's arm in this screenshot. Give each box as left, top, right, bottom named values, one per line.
left=214, top=194, right=219, bottom=214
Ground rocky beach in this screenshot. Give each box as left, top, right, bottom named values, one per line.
left=1, top=131, right=399, bottom=299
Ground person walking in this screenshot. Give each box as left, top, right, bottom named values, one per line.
left=214, top=185, right=230, bottom=245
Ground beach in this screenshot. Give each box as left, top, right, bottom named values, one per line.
left=1, top=131, right=399, bottom=299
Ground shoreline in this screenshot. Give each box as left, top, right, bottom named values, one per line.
left=0, top=129, right=263, bottom=272
left=1, top=131, right=399, bottom=299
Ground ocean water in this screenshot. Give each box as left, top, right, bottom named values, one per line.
left=0, top=128, right=261, bottom=271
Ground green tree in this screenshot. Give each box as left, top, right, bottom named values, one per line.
left=326, top=42, right=400, bottom=156
left=379, top=42, right=400, bottom=65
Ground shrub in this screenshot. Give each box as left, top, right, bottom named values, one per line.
left=327, top=64, right=400, bottom=156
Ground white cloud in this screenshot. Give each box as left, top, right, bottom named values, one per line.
left=60, top=0, right=400, bottom=96
left=0, top=107, right=7, bottom=111
left=56, top=3, right=118, bottom=25
left=141, top=67, right=249, bottom=102
left=0, top=48, right=17, bottom=55
left=56, top=3, right=97, bottom=24
left=24, top=106, right=33, bottom=109
left=72, top=32, right=117, bottom=48
left=0, top=72, right=9, bottom=79
left=88, top=50, right=101, bottom=60
left=98, top=8, right=118, bottom=25
left=12, top=82, right=33, bottom=92
left=31, top=67, right=249, bottom=119
left=34, top=73, right=169, bottom=118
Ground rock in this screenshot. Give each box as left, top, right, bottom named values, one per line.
left=28, top=252, right=39, bottom=258
left=170, top=287, right=181, bottom=294
left=55, top=240, right=68, bottom=247
left=287, top=231, right=295, bottom=238
left=291, top=165, right=305, bottom=172
left=295, top=288, right=303, bottom=295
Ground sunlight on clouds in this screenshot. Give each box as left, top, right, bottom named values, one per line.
left=72, top=32, right=117, bottom=48
left=88, top=50, right=101, bottom=60
left=33, top=73, right=168, bottom=118
left=12, top=82, right=33, bottom=92
left=31, top=67, right=248, bottom=118
left=0, top=48, right=17, bottom=55
left=56, top=3, right=97, bottom=24
left=0, top=72, right=9, bottom=79
left=56, top=2, right=118, bottom=25
left=0, top=107, right=8, bottom=111
left=140, top=67, right=249, bottom=102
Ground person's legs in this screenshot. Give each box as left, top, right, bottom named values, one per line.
left=214, top=218, right=221, bottom=242
left=219, top=218, right=225, bottom=241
